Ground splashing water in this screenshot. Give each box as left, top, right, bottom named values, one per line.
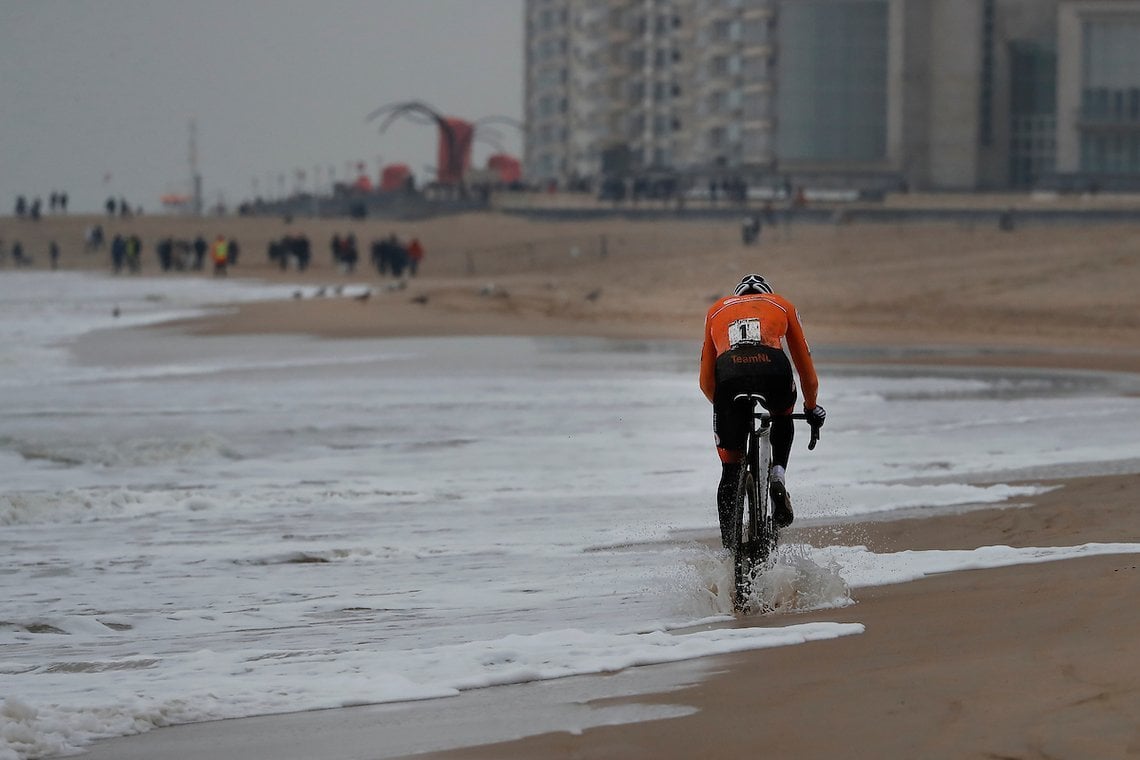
left=746, top=545, right=853, bottom=614
left=677, top=542, right=852, bottom=618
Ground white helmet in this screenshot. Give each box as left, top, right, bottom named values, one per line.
left=734, top=274, right=773, bottom=296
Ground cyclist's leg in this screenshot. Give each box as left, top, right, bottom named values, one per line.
left=770, top=414, right=793, bottom=470
left=757, top=369, right=798, bottom=528
left=712, top=384, right=750, bottom=548
left=715, top=463, right=743, bottom=548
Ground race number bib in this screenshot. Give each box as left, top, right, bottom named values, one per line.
left=728, top=318, right=762, bottom=346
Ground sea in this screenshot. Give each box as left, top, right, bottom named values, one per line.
left=2, top=271, right=1140, bottom=759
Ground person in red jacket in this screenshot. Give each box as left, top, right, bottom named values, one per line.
left=699, top=274, right=826, bottom=542
left=407, top=237, right=424, bottom=276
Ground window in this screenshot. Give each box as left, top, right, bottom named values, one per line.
left=743, top=19, right=768, bottom=44
left=743, top=55, right=768, bottom=79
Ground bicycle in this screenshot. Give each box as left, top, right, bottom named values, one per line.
left=727, top=393, right=820, bottom=613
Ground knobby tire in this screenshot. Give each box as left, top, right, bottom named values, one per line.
left=732, top=435, right=777, bottom=613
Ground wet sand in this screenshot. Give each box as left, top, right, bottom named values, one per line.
left=10, top=207, right=1140, bottom=758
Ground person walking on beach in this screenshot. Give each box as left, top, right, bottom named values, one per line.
left=210, top=235, right=229, bottom=276
left=156, top=238, right=173, bottom=271
left=699, top=274, right=825, bottom=545
left=741, top=215, right=761, bottom=245
left=110, top=234, right=125, bottom=273
left=388, top=234, right=409, bottom=280
left=192, top=235, right=207, bottom=271
left=295, top=233, right=312, bottom=272
left=49, top=241, right=60, bottom=270
left=126, top=235, right=142, bottom=273
left=11, top=241, right=30, bottom=266
left=341, top=234, right=358, bottom=274
left=407, top=237, right=424, bottom=276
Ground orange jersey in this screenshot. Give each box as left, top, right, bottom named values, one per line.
left=699, top=292, right=819, bottom=407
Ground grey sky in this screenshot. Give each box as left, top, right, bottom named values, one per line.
left=0, top=0, right=524, bottom=213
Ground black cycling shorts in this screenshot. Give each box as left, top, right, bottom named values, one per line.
left=712, top=344, right=797, bottom=453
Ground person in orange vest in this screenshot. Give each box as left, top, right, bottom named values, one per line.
left=407, top=237, right=424, bottom=277
left=210, top=235, right=229, bottom=276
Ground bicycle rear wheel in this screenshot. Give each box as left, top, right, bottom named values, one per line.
left=732, top=438, right=776, bottom=613
left=730, top=473, right=750, bottom=611
left=732, top=459, right=762, bottom=612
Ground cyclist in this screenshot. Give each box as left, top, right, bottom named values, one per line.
left=699, top=274, right=825, bottom=545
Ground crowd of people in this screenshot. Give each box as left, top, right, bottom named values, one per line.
left=76, top=228, right=242, bottom=276
left=265, top=231, right=425, bottom=279
left=267, top=233, right=314, bottom=272
left=8, top=191, right=427, bottom=281
left=12, top=191, right=70, bottom=220
left=368, top=233, right=424, bottom=278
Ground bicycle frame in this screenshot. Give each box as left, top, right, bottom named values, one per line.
left=729, top=393, right=817, bottom=612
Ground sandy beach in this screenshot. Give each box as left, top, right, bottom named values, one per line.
left=5, top=202, right=1140, bottom=758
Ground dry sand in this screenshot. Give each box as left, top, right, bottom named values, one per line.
left=7, top=204, right=1140, bottom=758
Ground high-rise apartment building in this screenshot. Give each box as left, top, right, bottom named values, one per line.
left=525, top=0, right=780, bottom=185
left=525, top=0, right=1140, bottom=191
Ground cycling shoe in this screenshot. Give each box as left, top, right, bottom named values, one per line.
left=770, top=481, right=793, bottom=528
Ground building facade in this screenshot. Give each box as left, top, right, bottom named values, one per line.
left=525, top=0, right=781, bottom=186
left=524, top=0, right=1140, bottom=191
left=1056, top=0, right=1140, bottom=188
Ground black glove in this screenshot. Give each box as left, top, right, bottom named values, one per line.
left=805, top=405, right=826, bottom=429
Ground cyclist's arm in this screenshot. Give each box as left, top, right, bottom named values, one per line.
left=784, top=306, right=819, bottom=409
left=699, top=321, right=717, bottom=403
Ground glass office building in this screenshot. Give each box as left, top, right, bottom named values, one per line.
left=775, top=0, right=889, bottom=163
left=1078, top=18, right=1140, bottom=173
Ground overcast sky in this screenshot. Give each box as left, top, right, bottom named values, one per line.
left=0, top=0, right=524, bottom=213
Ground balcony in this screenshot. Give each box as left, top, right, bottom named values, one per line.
left=1079, top=88, right=1140, bottom=131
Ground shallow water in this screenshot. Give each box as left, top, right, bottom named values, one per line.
left=2, top=272, right=1139, bottom=759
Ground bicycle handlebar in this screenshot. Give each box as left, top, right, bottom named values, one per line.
left=732, top=393, right=822, bottom=451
